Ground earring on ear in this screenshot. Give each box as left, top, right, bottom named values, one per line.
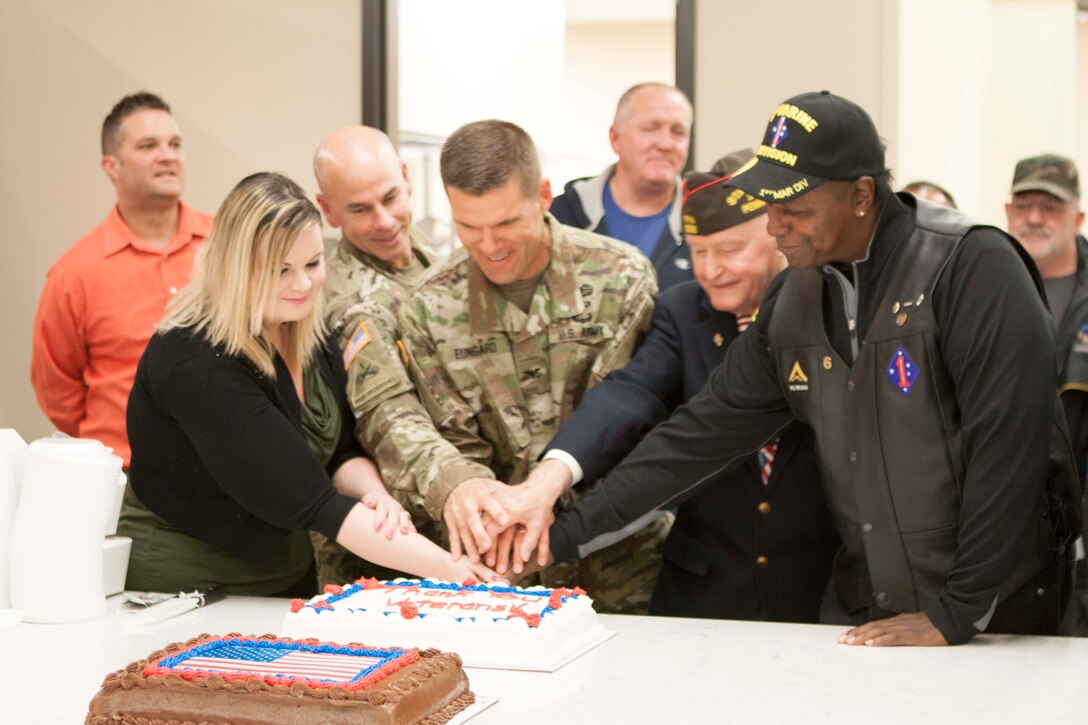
left=857, top=210, right=866, bottom=217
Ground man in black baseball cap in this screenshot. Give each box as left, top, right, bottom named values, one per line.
left=728, top=90, right=885, bottom=204
left=724, top=90, right=889, bottom=269
left=545, top=91, right=1082, bottom=647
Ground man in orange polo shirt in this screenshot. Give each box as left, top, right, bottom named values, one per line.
left=31, top=92, right=212, bottom=467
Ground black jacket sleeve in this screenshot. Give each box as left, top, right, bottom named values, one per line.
left=549, top=276, right=795, bottom=561
left=925, top=228, right=1061, bottom=644
left=544, top=290, right=686, bottom=483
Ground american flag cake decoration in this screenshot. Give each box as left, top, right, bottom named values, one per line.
left=144, top=635, right=419, bottom=690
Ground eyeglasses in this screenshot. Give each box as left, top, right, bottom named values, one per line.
left=1009, top=197, right=1070, bottom=215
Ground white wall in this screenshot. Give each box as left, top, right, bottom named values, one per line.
left=895, top=0, right=990, bottom=218
left=0, top=0, right=361, bottom=439
left=693, top=0, right=890, bottom=172
left=1078, top=13, right=1088, bottom=198
left=560, top=21, right=675, bottom=180
left=565, top=0, right=673, bottom=24
left=983, top=0, right=1077, bottom=224
left=397, top=1, right=566, bottom=153
left=396, top=1, right=674, bottom=239
left=693, top=0, right=1077, bottom=226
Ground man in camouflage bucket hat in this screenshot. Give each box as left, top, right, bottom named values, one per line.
left=313, top=126, right=453, bottom=588
left=1005, top=153, right=1088, bottom=636
left=396, top=119, right=666, bottom=613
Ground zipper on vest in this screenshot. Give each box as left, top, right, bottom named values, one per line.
left=824, top=264, right=860, bottom=361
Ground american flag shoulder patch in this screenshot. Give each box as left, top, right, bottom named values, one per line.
left=342, top=321, right=373, bottom=369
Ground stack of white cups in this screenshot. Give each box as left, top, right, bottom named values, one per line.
left=0, top=429, right=29, bottom=609
left=9, top=437, right=125, bottom=622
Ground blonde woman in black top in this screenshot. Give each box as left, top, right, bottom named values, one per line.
left=120, top=172, right=497, bottom=596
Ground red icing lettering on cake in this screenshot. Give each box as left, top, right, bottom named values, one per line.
left=301, top=580, right=588, bottom=627
left=490, top=592, right=539, bottom=603
left=506, top=605, right=542, bottom=628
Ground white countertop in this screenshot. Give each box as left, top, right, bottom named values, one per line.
left=3, top=595, right=1085, bottom=724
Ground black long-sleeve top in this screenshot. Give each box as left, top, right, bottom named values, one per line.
left=551, top=193, right=1060, bottom=645
left=126, top=326, right=361, bottom=562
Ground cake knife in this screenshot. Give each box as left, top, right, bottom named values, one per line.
left=120, top=586, right=227, bottom=626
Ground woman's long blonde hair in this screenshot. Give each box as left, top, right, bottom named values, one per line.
left=160, top=172, right=325, bottom=376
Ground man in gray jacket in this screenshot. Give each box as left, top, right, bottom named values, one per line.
left=550, top=83, right=694, bottom=289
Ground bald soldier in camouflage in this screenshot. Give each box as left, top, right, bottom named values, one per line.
left=396, top=120, right=668, bottom=613
left=314, top=126, right=456, bottom=587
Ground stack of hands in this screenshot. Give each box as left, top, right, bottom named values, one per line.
left=434, top=460, right=948, bottom=645
left=361, top=490, right=417, bottom=539
left=442, top=459, right=573, bottom=578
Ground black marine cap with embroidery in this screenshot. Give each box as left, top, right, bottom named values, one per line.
left=682, top=148, right=767, bottom=236
left=726, top=90, right=886, bottom=202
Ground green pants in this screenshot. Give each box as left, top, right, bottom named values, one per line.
left=117, top=484, right=314, bottom=597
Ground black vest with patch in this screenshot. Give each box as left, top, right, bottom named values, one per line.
left=768, top=203, right=1079, bottom=616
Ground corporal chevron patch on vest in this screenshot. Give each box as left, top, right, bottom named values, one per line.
left=787, top=360, right=809, bottom=391
left=886, top=346, right=917, bottom=396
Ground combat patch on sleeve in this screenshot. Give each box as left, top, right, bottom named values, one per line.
left=348, top=353, right=406, bottom=413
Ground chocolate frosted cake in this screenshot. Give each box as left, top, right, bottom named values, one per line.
left=85, top=633, right=474, bottom=725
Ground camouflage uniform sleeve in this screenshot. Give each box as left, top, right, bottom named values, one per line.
left=589, top=253, right=659, bottom=382
left=397, top=294, right=497, bottom=520
left=333, top=296, right=435, bottom=518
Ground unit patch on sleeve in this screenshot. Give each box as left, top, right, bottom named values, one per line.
left=886, top=346, right=917, bottom=396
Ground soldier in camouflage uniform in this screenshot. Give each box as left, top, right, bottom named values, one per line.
left=313, top=126, right=461, bottom=588
left=395, top=120, right=670, bottom=613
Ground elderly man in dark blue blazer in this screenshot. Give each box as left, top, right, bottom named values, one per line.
left=484, top=154, right=839, bottom=623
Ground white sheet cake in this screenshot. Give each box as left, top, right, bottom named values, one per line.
left=281, top=578, right=603, bottom=669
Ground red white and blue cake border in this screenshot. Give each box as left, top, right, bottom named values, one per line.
left=290, top=577, right=588, bottom=629
left=143, top=634, right=419, bottom=691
